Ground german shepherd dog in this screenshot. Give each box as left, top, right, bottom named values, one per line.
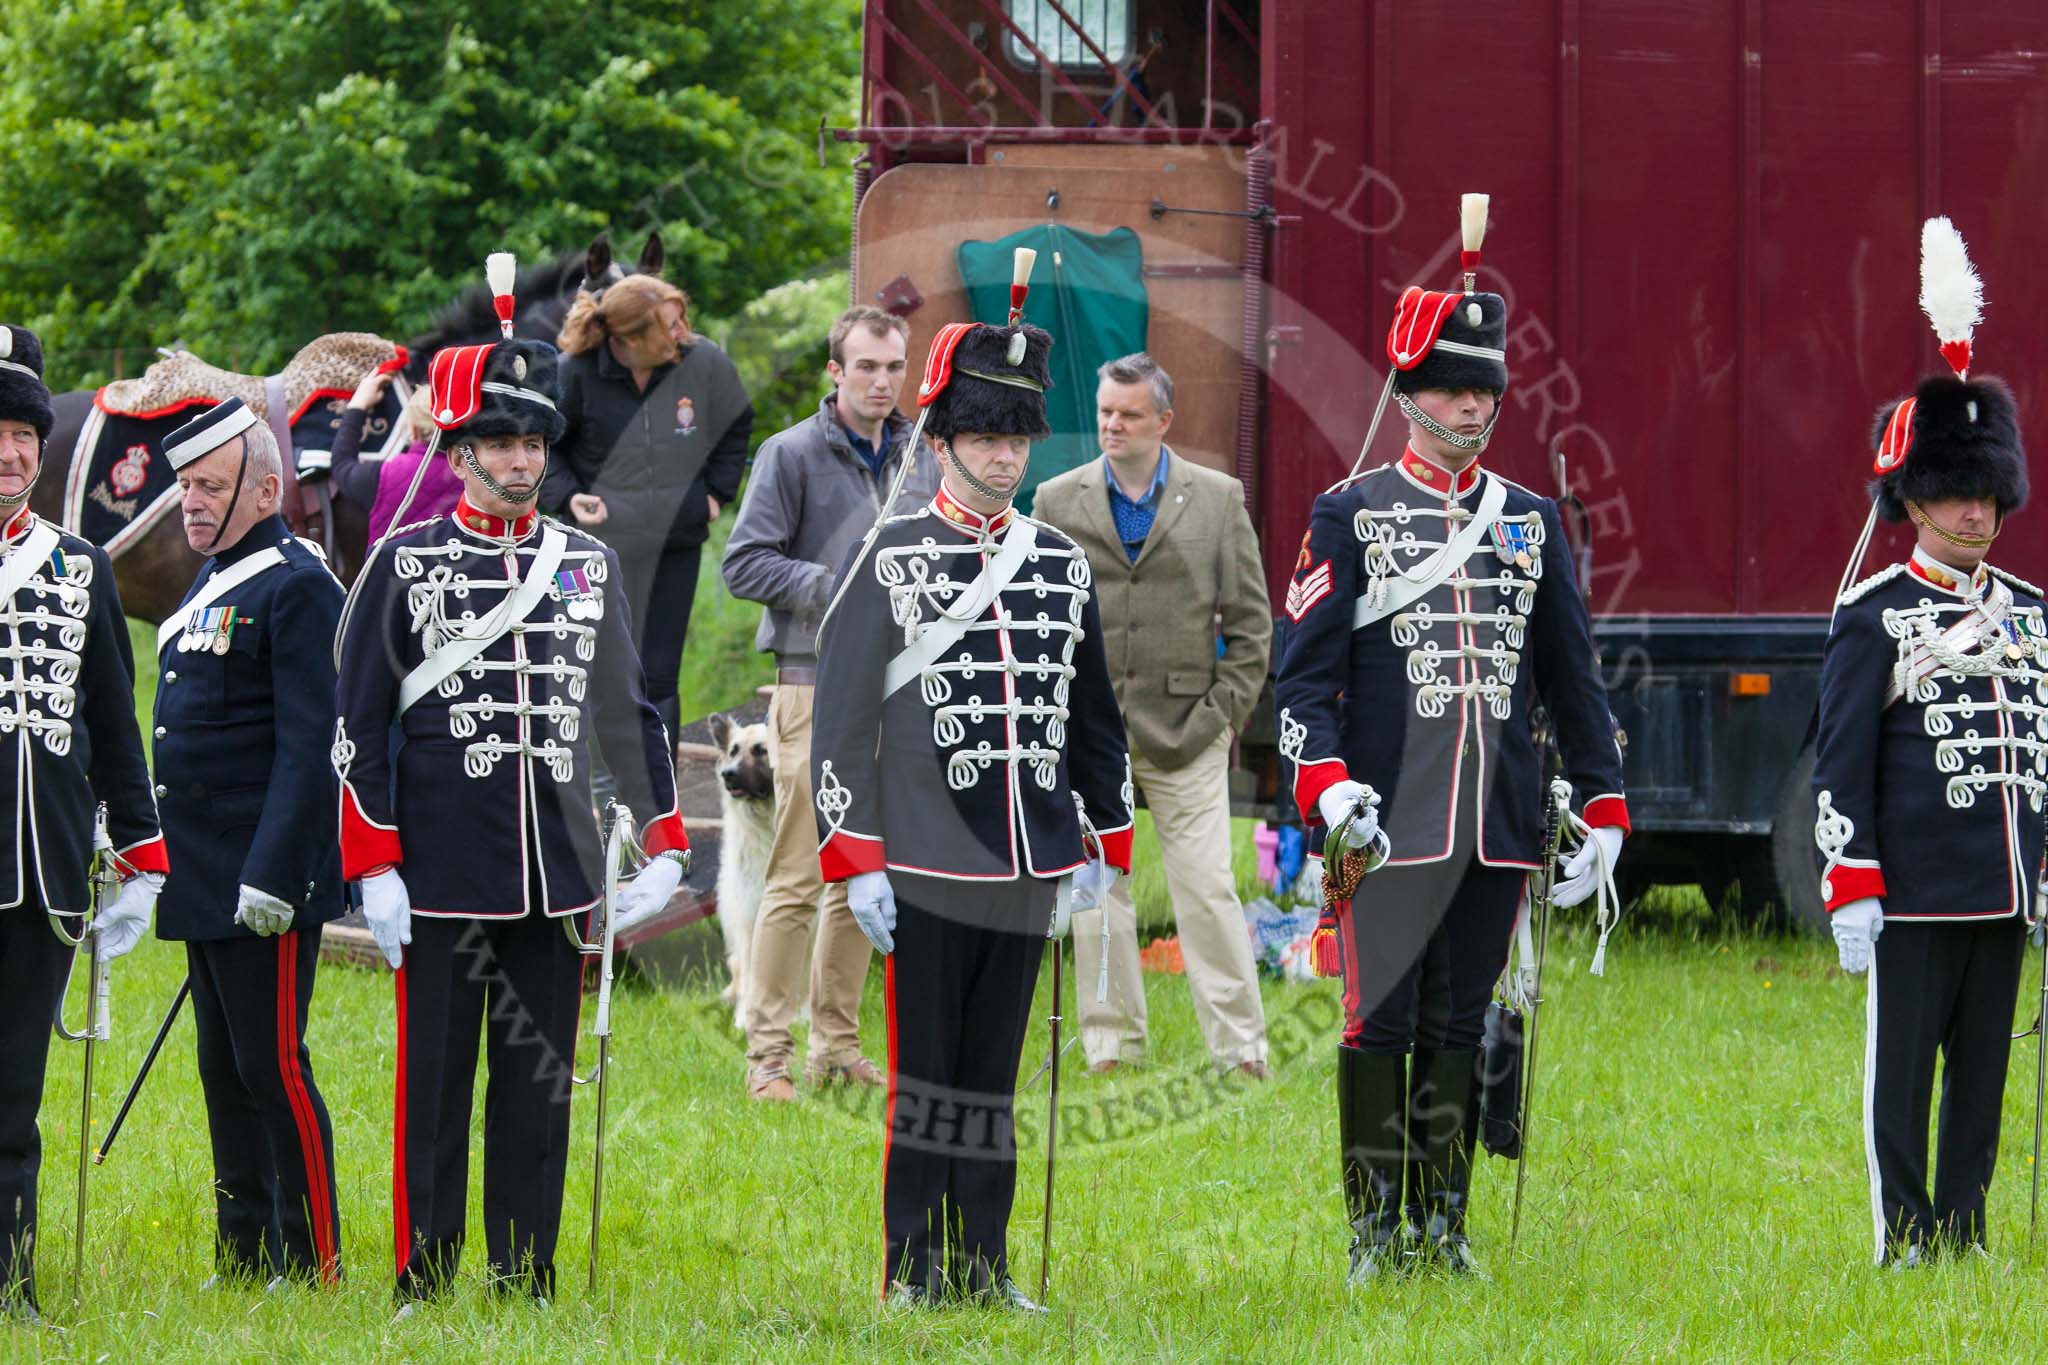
left=707, top=712, right=775, bottom=1029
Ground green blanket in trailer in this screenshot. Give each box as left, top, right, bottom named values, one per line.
left=957, top=224, right=1148, bottom=512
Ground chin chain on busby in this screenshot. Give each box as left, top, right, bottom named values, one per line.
left=48, top=804, right=122, bottom=1302
left=1347, top=193, right=1503, bottom=480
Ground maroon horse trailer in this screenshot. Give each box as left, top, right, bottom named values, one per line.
left=833, top=0, right=2048, bottom=929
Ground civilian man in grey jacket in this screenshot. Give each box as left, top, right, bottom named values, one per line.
left=720, top=306, right=938, bottom=1100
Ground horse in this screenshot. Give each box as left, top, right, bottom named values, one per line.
left=33, top=231, right=663, bottom=623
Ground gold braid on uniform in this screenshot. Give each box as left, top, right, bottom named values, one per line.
left=1904, top=498, right=1999, bottom=550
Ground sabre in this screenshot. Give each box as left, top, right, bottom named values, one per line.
left=567, top=801, right=635, bottom=1295
left=2032, top=902, right=2048, bottom=1238
left=1509, top=777, right=1571, bottom=1258
left=50, top=804, right=120, bottom=1302
left=95, top=978, right=190, bottom=1165
left=1039, top=930, right=1064, bottom=1303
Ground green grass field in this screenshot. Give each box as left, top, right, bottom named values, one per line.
left=78, top=573, right=2048, bottom=1361
left=20, top=826, right=2048, bottom=1360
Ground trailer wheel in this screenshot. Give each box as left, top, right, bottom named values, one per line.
left=1753, top=745, right=1826, bottom=936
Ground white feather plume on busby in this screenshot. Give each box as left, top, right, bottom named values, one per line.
left=923, top=323, right=1054, bottom=442
left=1867, top=217, right=2025, bottom=522
left=0, top=325, right=55, bottom=438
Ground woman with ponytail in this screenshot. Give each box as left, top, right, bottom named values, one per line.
left=542, top=273, right=753, bottom=735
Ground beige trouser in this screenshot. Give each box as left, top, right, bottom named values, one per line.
left=1073, top=729, right=1268, bottom=1068
left=742, top=682, right=872, bottom=1072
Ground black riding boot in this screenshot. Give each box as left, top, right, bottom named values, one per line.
left=1338, top=1045, right=1410, bottom=1285
left=1412, top=1047, right=1485, bottom=1276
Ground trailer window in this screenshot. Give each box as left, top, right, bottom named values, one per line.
left=1004, top=0, right=1133, bottom=69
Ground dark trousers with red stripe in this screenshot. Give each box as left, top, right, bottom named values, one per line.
left=0, top=908, right=76, bottom=1310
left=394, top=912, right=583, bottom=1302
left=1341, top=847, right=1525, bottom=1055
left=186, top=930, right=341, bottom=1284
left=882, top=888, right=1046, bottom=1297
left=1866, top=916, right=2026, bottom=1257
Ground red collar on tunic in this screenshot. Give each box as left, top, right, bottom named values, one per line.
left=453, top=495, right=538, bottom=541
left=1908, top=545, right=1989, bottom=598
left=932, top=483, right=1014, bottom=539
left=0, top=507, right=33, bottom=543
left=1398, top=447, right=1483, bottom=498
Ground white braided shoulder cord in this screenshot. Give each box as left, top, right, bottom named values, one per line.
left=1503, top=777, right=1623, bottom=1011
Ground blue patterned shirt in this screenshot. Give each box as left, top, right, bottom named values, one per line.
left=1104, top=448, right=1170, bottom=563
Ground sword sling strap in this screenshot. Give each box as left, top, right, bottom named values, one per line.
left=1352, top=475, right=1509, bottom=631
left=1884, top=576, right=2016, bottom=708
left=883, top=518, right=1039, bottom=699
left=396, top=525, right=568, bottom=717
left=0, top=522, right=62, bottom=612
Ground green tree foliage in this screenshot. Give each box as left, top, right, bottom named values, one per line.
left=0, top=0, right=860, bottom=389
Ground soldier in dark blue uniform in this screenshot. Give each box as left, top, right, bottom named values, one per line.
left=333, top=257, right=690, bottom=1309
left=147, top=396, right=345, bottom=1288
left=1273, top=198, right=1629, bottom=1282
left=0, top=325, right=167, bottom=1322
left=811, top=309, right=1134, bottom=1312
left=1813, top=217, right=2041, bottom=1267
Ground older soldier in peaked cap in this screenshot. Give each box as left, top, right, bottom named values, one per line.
left=147, top=396, right=345, bottom=1289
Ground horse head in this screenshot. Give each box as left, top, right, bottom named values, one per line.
left=404, top=231, right=667, bottom=380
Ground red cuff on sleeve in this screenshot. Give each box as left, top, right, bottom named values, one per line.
left=340, top=785, right=404, bottom=882
left=1823, top=863, right=1886, bottom=913
left=818, top=831, right=885, bottom=882
left=1097, top=826, right=1134, bottom=875
left=641, top=811, right=689, bottom=858
left=1581, top=793, right=1631, bottom=836
left=1293, top=760, right=1349, bottom=826
left=116, top=835, right=169, bottom=878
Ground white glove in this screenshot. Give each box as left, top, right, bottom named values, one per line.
left=848, top=870, right=898, bottom=955
left=1316, top=781, right=1382, bottom=850
left=1070, top=857, right=1118, bottom=914
left=235, top=884, right=295, bottom=937
left=1553, top=826, right=1624, bottom=909
left=360, top=869, right=412, bottom=970
left=95, top=871, right=163, bottom=962
left=1832, top=897, right=1883, bottom=974
left=614, top=855, right=684, bottom=933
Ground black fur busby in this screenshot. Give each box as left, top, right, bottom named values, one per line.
left=1867, top=373, right=2027, bottom=522
left=924, top=323, right=1053, bottom=442
left=1393, top=292, right=1509, bottom=396
left=453, top=338, right=566, bottom=444
left=0, top=325, right=54, bottom=438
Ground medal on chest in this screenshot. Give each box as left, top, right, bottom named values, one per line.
left=1489, top=520, right=1533, bottom=571
left=555, top=566, right=602, bottom=621
left=181, top=604, right=237, bottom=654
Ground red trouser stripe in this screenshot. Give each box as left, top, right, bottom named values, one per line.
left=275, top=932, right=338, bottom=1283
left=879, top=953, right=898, bottom=1300
left=392, top=962, right=411, bottom=1279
